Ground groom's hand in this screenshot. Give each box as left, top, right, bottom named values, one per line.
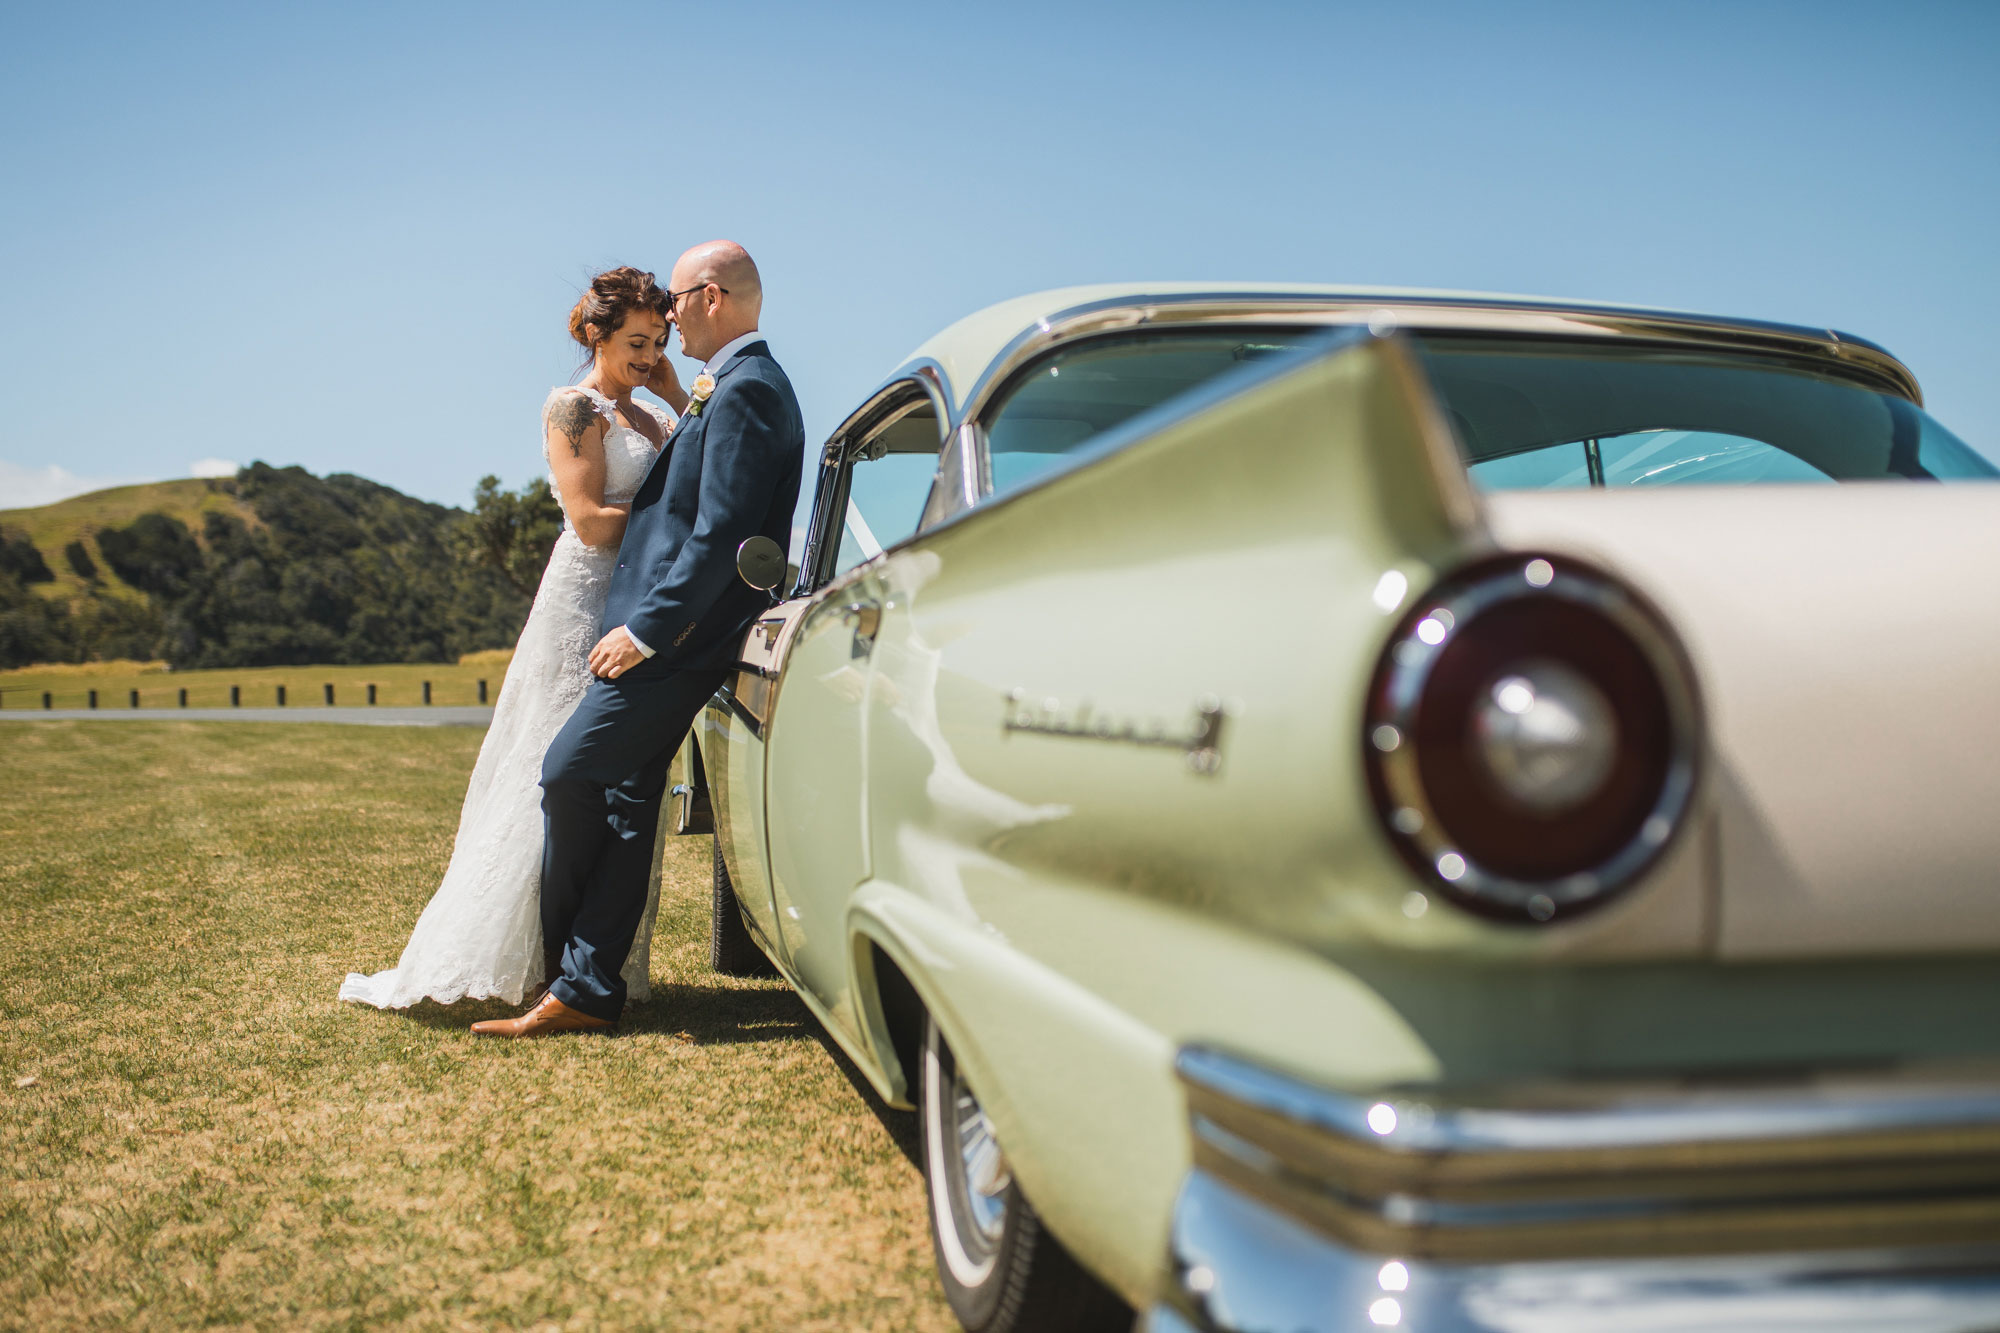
left=588, top=627, right=645, bottom=680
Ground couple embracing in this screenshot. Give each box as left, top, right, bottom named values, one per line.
left=341, top=241, right=803, bottom=1036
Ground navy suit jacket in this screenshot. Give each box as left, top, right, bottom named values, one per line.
left=602, top=341, right=804, bottom=674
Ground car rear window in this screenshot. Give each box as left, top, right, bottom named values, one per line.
left=974, top=326, right=1995, bottom=498
left=1419, top=336, right=1996, bottom=488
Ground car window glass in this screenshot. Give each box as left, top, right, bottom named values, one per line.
left=982, top=332, right=1317, bottom=499
left=1469, top=430, right=1837, bottom=490
left=1600, top=430, right=1832, bottom=485
left=1422, top=337, right=1998, bottom=488
left=833, top=403, right=942, bottom=574
left=1467, top=442, right=1590, bottom=490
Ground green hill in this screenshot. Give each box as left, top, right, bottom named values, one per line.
left=0, top=478, right=257, bottom=603
left=0, top=465, right=561, bottom=670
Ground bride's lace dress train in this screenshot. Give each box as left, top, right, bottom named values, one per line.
left=340, top=387, right=671, bottom=1009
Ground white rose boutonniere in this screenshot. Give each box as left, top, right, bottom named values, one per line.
left=687, top=372, right=717, bottom=417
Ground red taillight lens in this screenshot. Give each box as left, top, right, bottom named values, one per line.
left=1364, top=554, right=1701, bottom=923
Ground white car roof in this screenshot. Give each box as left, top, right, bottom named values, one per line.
left=896, top=283, right=1914, bottom=418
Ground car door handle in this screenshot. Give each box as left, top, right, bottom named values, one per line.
left=842, top=600, right=881, bottom=657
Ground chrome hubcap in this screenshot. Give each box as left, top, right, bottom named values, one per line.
left=926, top=1022, right=1013, bottom=1287
left=954, top=1084, right=1012, bottom=1245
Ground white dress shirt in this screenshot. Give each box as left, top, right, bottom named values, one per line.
left=622, top=329, right=765, bottom=660
left=700, top=328, right=766, bottom=375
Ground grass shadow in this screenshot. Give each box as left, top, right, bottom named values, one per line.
left=621, top=979, right=814, bottom=1046
left=382, top=980, right=815, bottom=1046
left=365, top=975, right=920, bottom=1168
left=808, top=1017, right=920, bottom=1172
left=375, top=996, right=520, bottom=1031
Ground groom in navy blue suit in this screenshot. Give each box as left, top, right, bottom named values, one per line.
left=474, top=241, right=803, bottom=1037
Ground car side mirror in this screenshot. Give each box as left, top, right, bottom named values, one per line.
left=736, top=536, right=786, bottom=592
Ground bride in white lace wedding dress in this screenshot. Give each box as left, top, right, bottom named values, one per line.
left=341, top=268, right=687, bottom=1010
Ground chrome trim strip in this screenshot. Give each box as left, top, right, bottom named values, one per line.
left=1179, top=1044, right=2000, bottom=1166
left=714, top=677, right=764, bottom=738
left=832, top=358, right=952, bottom=443
left=957, top=421, right=981, bottom=511
left=1154, top=1167, right=2000, bottom=1333
left=949, top=291, right=1923, bottom=429
left=916, top=420, right=980, bottom=530
left=1176, top=1045, right=2000, bottom=1261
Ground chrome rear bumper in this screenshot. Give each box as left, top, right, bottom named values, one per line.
left=1147, top=1046, right=2000, bottom=1332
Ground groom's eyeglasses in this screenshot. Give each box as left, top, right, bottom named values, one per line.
left=667, top=282, right=729, bottom=311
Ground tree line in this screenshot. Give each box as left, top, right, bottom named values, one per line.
left=0, top=465, right=563, bottom=670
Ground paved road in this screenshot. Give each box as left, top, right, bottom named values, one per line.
left=0, top=707, right=493, bottom=727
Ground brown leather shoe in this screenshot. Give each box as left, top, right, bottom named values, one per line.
left=471, top=992, right=614, bottom=1038
left=520, top=946, right=564, bottom=1010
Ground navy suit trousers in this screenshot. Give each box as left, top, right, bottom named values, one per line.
left=539, top=665, right=728, bottom=1022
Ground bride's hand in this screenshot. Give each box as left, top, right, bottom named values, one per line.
left=646, top=357, right=690, bottom=413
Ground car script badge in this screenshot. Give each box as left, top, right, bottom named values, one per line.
left=1002, top=690, right=1228, bottom=775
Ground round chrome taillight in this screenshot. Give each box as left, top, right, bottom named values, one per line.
left=1363, top=554, right=1701, bottom=923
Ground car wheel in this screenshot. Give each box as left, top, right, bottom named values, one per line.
left=921, top=1016, right=1129, bottom=1332
left=710, top=838, right=775, bottom=977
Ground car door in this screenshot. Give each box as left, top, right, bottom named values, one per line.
left=760, top=381, right=951, bottom=1027
left=700, top=596, right=810, bottom=962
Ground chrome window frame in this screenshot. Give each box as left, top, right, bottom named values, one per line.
left=952, top=292, right=1923, bottom=431
left=796, top=361, right=954, bottom=595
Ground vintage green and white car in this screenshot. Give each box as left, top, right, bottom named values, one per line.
left=673, top=284, right=2000, bottom=1332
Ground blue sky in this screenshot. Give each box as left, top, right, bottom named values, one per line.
left=2, top=0, right=1995, bottom=509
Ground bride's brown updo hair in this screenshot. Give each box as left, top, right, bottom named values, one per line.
left=568, top=266, right=671, bottom=355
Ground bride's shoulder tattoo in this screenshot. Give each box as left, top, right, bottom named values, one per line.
left=549, top=394, right=603, bottom=457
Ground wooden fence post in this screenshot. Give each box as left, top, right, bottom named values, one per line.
left=478, top=679, right=488, bottom=704
left=178, top=688, right=187, bottom=707
left=367, top=683, right=377, bottom=705
left=42, top=692, right=52, bottom=710
left=324, top=683, right=335, bottom=706
left=277, top=685, right=287, bottom=706
left=88, top=689, right=97, bottom=709
left=231, top=685, right=240, bottom=707
left=129, top=689, right=139, bottom=708
left=422, top=680, right=432, bottom=705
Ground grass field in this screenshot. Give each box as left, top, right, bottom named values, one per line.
left=0, top=654, right=515, bottom=711
left=0, top=722, right=954, bottom=1331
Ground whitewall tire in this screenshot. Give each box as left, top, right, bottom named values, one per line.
left=919, top=1015, right=1129, bottom=1332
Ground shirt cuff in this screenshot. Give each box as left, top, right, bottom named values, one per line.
left=623, top=624, right=656, bottom=658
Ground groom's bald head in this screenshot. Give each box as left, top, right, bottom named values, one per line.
left=668, top=240, right=762, bottom=362
left=678, top=241, right=761, bottom=309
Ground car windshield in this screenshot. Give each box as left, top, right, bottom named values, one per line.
left=975, top=326, right=1995, bottom=497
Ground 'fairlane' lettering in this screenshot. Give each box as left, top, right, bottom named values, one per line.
left=1002, top=690, right=1228, bottom=775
